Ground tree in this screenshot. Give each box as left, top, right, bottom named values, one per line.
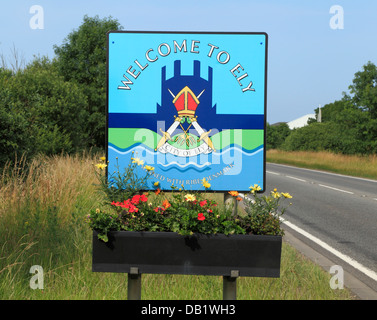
left=53, top=15, right=123, bottom=149
left=348, top=61, right=377, bottom=119
left=0, top=57, right=88, bottom=163
left=313, top=100, right=347, bottom=123
left=266, top=123, right=290, bottom=149
left=0, top=68, right=30, bottom=166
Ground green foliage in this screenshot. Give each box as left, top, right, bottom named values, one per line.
left=313, top=100, right=347, bottom=123
left=94, top=156, right=152, bottom=204
left=348, top=61, right=377, bottom=119
left=0, top=70, right=30, bottom=166
left=0, top=57, right=88, bottom=164
left=241, top=190, right=292, bottom=236
left=282, top=122, right=341, bottom=152
left=53, top=15, right=123, bottom=149
left=266, top=122, right=291, bottom=150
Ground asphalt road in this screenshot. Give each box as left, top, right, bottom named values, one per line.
left=265, top=163, right=377, bottom=294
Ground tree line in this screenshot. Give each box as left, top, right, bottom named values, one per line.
left=267, top=61, right=377, bottom=155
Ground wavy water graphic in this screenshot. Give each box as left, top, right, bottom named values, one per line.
left=109, top=143, right=263, bottom=172
left=158, top=161, right=211, bottom=168
left=108, top=143, right=263, bottom=157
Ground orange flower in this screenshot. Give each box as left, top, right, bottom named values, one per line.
left=155, top=188, right=161, bottom=195
left=236, top=197, right=242, bottom=201
left=162, top=199, right=171, bottom=210
left=228, top=191, right=239, bottom=197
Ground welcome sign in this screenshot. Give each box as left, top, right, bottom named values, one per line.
left=107, top=31, right=267, bottom=192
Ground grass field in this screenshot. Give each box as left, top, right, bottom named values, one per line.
left=0, top=153, right=355, bottom=300
left=267, top=149, right=377, bottom=180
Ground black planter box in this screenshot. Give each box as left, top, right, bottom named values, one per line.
left=92, top=231, right=282, bottom=278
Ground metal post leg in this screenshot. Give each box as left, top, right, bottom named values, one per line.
left=223, top=270, right=239, bottom=300
left=128, top=267, right=141, bottom=300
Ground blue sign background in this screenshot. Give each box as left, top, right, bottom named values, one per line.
left=107, top=31, right=267, bottom=192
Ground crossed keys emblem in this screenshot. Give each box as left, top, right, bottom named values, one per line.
left=155, top=86, right=215, bottom=153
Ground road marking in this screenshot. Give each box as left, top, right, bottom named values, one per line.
left=318, top=184, right=354, bottom=194
left=280, top=217, right=377, bottom=283
left=286, top=175, right=307, bottom=182
left=268, top=162, right=377, bottom=184
left=266, top=171, right=280, bottom=175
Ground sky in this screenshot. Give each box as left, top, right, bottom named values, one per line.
left=1, top=0, right=377, bottom=124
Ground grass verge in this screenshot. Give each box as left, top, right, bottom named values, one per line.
left=0, top=153, right=355, bottom=300
left=267, top=149, right=377, bottom=180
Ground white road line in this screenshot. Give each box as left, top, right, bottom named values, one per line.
left=268, top=162, right=377, bottom=184
left=318, top=184, right=354, bottom=195
left=286, top=175, right=307, bottom=182
left=266, top=171, right=280, bottom=175
left=281, top=217, right=377, bottom=283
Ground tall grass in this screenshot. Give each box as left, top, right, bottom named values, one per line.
left=0, top=153, right=354, bottom=300
left=0, top=152, right=100, bottom=299
left=267, top=149, right=377, bottom=180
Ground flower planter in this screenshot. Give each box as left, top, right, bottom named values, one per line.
left=92, top=230, right=282, bottom=278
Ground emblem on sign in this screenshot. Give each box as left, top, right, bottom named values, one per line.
left=156, top=85, right=215, bottom=157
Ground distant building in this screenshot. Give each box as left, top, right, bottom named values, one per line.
left=287, top=114, right=316, bottom=130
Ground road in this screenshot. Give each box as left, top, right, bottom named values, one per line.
left=264, top=163, right=377, bottom=296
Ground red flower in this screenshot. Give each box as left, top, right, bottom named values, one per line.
left=197, top=213, right=205, bottom=221
left=131, top=195, right=141, bottom=205
left=128, top=205, right=138, bottom=213
left=119, top=199, right=131, bottom=208
left=199, top=200, right=207, bottom=207
left=154, top=206, right=165, bottom=213
left=140, top=194, right=148, bottom=202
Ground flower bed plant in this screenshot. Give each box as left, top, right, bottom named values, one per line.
left=87, top=156, right=292, bottom=243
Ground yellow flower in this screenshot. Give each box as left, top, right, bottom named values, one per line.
left=185, top=194, right=196, bottom=202
left=131, top=157, right=144, bottom=166
left=100, top=156, right=106, bottom=161
left=201, top=178, right=211, bottom=189
left=95, top=163, right=107, bottom=170
left=144, top=165, right=155, bottom=172
left=249, top=184, right=261, bottom=194
left=281, top=192, right=292, bottom=199
left=271, top=191, right=281, bottom=199
left=154, top=181, right=160, bottom=187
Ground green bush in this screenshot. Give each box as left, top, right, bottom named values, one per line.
left=282, top=122, right=341, bottom=152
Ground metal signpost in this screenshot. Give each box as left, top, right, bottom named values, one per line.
left=106, top=31, right=268, bottom=299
